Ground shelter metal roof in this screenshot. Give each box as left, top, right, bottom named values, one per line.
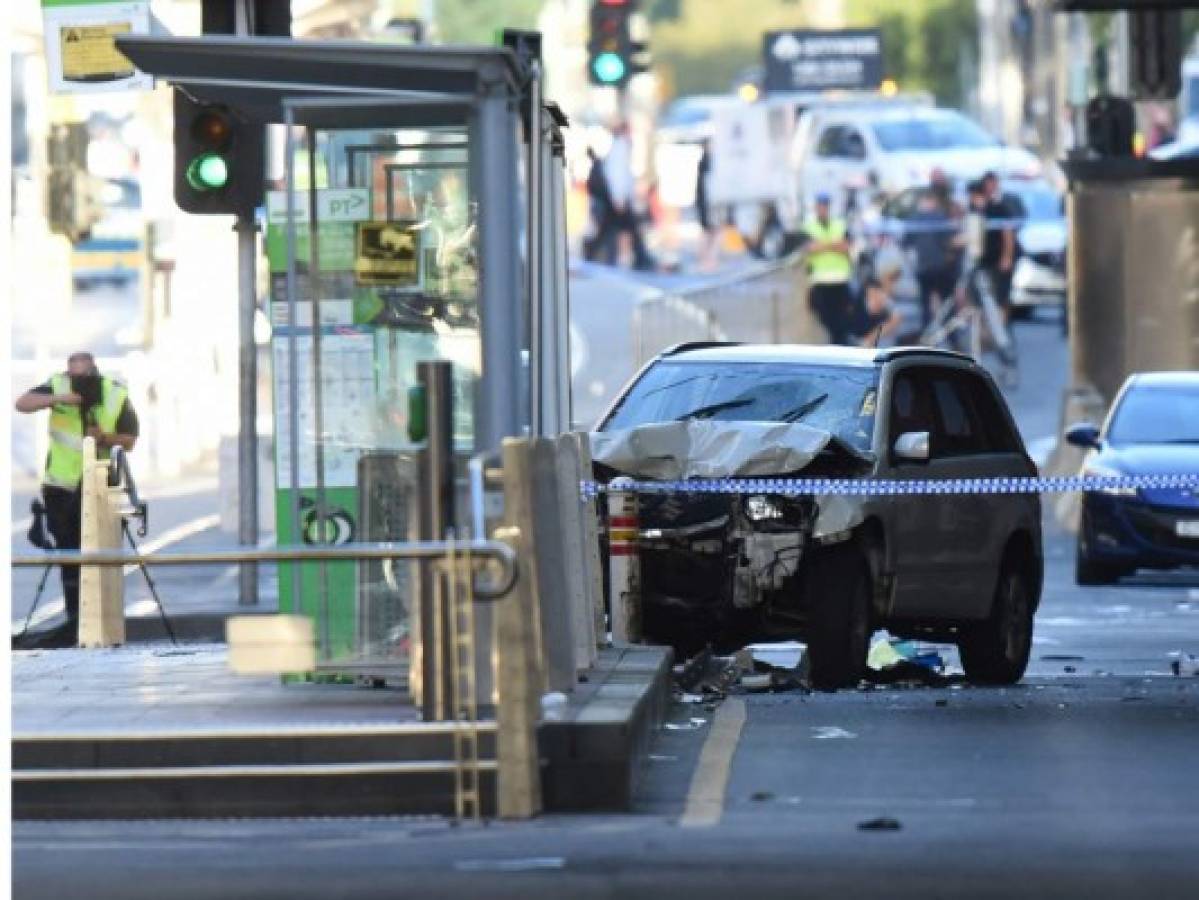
left=116, top=35, right=525, bottom=128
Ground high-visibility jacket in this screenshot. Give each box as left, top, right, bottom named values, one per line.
left=804, top=217, right=852, bottom=284
left=44, top=373, right=128, bottom=490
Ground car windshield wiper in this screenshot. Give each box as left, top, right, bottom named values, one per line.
left=674, top=398, right=754, bottom=421
left=777, top=393, right=829, bottom=423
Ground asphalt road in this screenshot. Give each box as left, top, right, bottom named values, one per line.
left=12, top=281, right=1199, bottom=898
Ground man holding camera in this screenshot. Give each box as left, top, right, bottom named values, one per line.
left=14, top=351, right=138, bottom=648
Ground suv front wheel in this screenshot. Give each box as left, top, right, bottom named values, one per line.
left=805, top=544, right=872, bottom=690
left=958, top=558, right=1034, bottom=685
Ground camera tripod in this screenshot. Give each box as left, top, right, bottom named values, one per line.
left=16, top=516, right=178, bottom=647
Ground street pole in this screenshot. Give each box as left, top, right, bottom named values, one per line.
left=235, top=0, right=257, bottom=606
left=235, top=217, right=259, bottom=606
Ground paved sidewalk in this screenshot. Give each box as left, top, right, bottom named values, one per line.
left=11, top=643, right=417, bottom=734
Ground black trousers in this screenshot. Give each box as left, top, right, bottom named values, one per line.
left=916, top=266, right=958, bottom=328
left=809, top=282, right=854, bottom=345
left=43, top=484, right=83, bottom=635
left=599, top=206, right=654, bottom=271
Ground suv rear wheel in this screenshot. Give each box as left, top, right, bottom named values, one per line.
left=958, top=558, right=1034, bottom=685
left=806, top=544, right=872, bottom=690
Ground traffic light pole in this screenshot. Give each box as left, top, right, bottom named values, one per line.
left=236, top=0, right=257, bottom=607
left=235, top=215, right=259, bottom=606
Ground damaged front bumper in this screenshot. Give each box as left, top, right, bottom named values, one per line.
left=591, top=420, right=873, bottom=650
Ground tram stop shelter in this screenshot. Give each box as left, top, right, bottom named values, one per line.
left=116, top=34, right=573, bottom=693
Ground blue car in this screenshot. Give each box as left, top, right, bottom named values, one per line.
left=1067, top=372, right=1199, bottom=585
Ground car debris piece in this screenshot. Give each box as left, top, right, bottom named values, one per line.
left=811, top=726, right=857, bottom=740
left=740, top=673, right=773, bottom=692
left=1168, top=651, right=1199, bottom=677
left=857, top=817, right=902, bottom=831
left=541, top=692, right=568, bottom=722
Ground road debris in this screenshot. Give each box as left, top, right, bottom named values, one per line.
left=811, top=726, right=857, bottom=740
left=663, top=717, right=709, bottom=731
left=865, top=636, right=951, bottom=687
left=1168, top=651, right=1199, bottom=677
left=454, top=857, right=566, bottom=873
left=672, top=641, right=811, bottom=706
left=740, top=673, right=773, bottom=692
left=857, top=816, right=902, bottom=831
left=541, top=691, right=568, bottom=721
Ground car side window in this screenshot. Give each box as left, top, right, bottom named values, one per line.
left=816, top=125, right=845, bottom=158
left=843, top=128, right=867, bottom=160
left=888, top=371, right=934, bottom=456
left=964, top=374, right=1022, bottom=453
left=928, top=372, right=987, bottom=457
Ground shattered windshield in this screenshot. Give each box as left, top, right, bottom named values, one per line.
left=603, top=361, right=880, bottom=452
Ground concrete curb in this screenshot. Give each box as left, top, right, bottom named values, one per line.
left=540, top=644, right=674, bottom=812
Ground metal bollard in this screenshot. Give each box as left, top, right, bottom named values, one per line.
left=606, top=477, right=641, bottom=644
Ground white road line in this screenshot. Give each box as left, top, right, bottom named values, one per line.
left=11, top=513, right=220, bottom=633
left=679, top=697, right=746, bottom=828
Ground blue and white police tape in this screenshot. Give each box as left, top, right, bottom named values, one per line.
left=857, top=217, right=1030, bottom=238
left=580, top=473, right=1199, bottom=501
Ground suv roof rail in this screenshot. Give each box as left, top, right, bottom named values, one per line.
left=660, top=341, right=742, bottom=357
left=877, top=347, right=976, bottom=364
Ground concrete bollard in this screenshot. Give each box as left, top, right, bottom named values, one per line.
left=606, top=477, right=641, bottom=644
left=78, top=437, right=126, bottom=648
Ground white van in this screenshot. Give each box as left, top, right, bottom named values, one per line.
left=791, top=105, right=1043, bottom=219
left=704, top=93, right=930, bottom=258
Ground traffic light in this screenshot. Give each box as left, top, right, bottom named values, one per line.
left=45, top=122, right=102, bottom=243
left=173, top=93, right=263, bottom=215
left=588, top=0, right=650, bottom=88
left=172, top=1, right=290, bottom=215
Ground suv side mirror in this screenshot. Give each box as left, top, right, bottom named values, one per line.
left=1065, top=423, right=1101, bottom=449
left=893, top=431, right=930, bottom=462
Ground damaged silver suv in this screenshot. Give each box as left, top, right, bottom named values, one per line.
left=593, top=343, right=1043, bottom=689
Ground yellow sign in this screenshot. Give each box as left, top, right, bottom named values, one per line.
left=60, top=22, right=135, bottom=83
left=354, top=221, right=421, bottom=287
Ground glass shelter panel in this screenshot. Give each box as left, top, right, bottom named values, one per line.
left=269, top=127, right=481, bottom=678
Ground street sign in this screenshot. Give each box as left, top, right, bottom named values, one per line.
left=42, top=1, right=152, bottom=94
left=762, top=28, right=883, bottom=94
left=354, top=221, right=422, bottom=287
left=266, top=189, right=371, bottom=225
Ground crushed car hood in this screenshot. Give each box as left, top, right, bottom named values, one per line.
left=590, top=420, right=861, bottom=481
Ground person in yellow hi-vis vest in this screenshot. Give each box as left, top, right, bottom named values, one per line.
left=14, top=352, right=138, bottom=648
left=803, top=192, right=855, bottom=345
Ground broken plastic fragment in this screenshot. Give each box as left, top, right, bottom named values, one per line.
left=857, top=816, right=902, bottom=831
left=811, top=726, right=857, bottom=740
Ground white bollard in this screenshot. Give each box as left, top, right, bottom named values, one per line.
left=606, top=477, right=641, bottom=644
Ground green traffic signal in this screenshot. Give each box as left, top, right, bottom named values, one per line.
left=186, top=152, right=229, bottom=191
left=592, top=51, right=627, bottom=84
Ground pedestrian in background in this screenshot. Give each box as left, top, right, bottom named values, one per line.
left=980, top=171, right=1017, bottom=319
left=849, top=275, right=903, bottom=348
left=13, top=352, right=139, bottom=649
left=582, top=146, right=612, bottom=262
left=601, top=121, right=655, bottom=271
left=694, top=138, right=718, bottom=271
left=905, top=170, right=960, bottom=329
left=803, top=192, right=854, bottom=345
